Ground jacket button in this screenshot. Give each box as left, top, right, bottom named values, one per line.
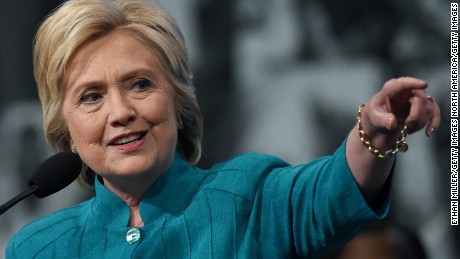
left=126, top=227, right=141, bottom=244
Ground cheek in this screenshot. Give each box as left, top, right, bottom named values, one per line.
left=148, top=96, right=179, bottom=147
left=145, top=94, right=178, bottom=127
left=64, top=110, right=103, bottom=145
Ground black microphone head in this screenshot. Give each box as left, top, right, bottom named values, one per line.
left=29, top=152, right=82, bottom=198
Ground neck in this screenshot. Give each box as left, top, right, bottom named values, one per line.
left=101, top=174, right=160, bottom=227
left=103, top=176, right=152, bottom=200
left=128, top=202, right=144, bottom=227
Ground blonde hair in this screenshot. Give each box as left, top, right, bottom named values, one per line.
left=34, top=0, right=202, bottom=188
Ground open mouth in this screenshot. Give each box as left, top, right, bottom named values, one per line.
left=111, top=132, right=147, bottom=146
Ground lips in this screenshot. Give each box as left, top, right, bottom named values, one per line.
left=109, top=131, right=147, bottom=146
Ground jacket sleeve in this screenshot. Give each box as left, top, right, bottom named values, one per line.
left=251, top=139, right=391, bottom=258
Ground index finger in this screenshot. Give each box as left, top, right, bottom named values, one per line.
left=374, top=77, right=428, bottom=104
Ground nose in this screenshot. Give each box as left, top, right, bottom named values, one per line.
left=108, top=92, right=136, bottom=127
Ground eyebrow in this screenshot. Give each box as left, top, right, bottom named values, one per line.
left=70, top=68, right=159, bottom=93
left=117, top=68, right=158, bottom=84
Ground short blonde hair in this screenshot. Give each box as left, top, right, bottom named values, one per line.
left=34, top=0, right=202, bottom=188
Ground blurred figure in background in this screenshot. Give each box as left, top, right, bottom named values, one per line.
left=322, top=219, right=427, bottom=259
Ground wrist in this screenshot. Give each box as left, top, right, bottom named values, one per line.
left=358, top=104, right=408, bottom=158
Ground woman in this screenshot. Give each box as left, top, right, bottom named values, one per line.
left=6, top=0, right=440, bottom=258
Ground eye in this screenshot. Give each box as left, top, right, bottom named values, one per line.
left=133, top=79, right=153, bottom=91
left=80, top=91, right=102, bottom=104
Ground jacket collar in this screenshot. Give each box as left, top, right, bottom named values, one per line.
left=91, top=151, right=204, bottom=226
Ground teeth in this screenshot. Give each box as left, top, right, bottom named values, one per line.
left=114, top=134, right=142, bottom=145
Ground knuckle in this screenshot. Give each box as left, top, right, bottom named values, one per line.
left=383, top=79, right=397, bottom=89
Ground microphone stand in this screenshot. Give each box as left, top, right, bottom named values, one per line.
left=0, top=185, right=38, bottom=215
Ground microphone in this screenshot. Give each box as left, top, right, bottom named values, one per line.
left=0, top=152, right=81, bottom=215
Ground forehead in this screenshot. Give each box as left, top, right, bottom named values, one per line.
left=63, top=30, right=163, bottom=86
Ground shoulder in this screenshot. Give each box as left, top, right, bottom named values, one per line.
left=6, top=199, right=93, bottom=258
left=198, top=153, right=291, bottom=199
left=209, top=152, right=290, bottom=172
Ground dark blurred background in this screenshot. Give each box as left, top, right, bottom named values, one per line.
left=0, top=0, right=455, bottom=258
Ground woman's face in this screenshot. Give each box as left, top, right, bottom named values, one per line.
left=62, top=30, right=178, bottom=182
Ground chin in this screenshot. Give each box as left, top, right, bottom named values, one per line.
left=110, top=153, right=173, bottom=178
left=111, top=157, right=157, bottom=176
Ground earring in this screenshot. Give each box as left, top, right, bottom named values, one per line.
left=71, top=143, right=77, bottom=153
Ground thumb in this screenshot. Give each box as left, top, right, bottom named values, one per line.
left=364, top=100, right=400, bottom=131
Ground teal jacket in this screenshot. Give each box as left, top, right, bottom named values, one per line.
left=6, top=141, right=389, bottom=258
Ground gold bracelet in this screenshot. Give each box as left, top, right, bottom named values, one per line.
left=357, top=104, right=408, bottom=158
